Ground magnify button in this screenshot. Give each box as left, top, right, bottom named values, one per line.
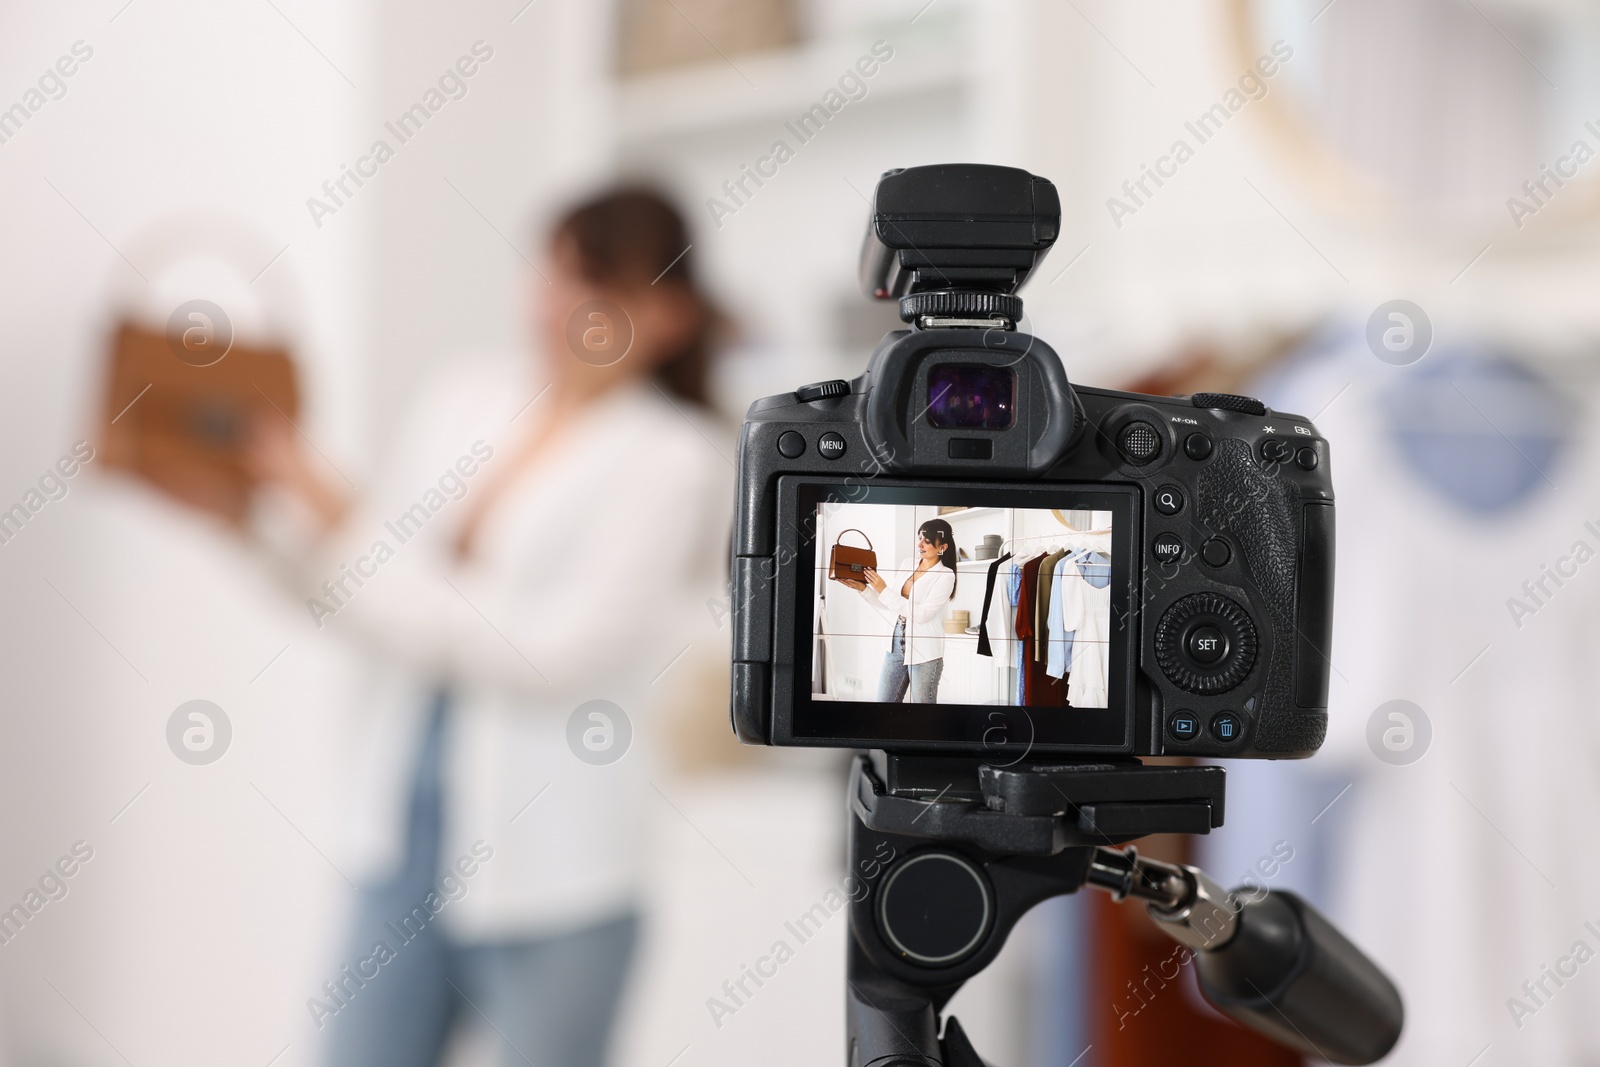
left=1154, top=485, right=1185, bottom=516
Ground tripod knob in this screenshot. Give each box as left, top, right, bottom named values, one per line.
left=876, top=850, right=994, bottom=967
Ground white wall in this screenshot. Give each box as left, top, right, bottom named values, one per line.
left=0, top=2, right=368, bottom=1065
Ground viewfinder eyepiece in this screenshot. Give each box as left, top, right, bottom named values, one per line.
left=926, top=364, right=1015, bottom=430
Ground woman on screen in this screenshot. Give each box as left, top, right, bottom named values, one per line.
left=847, top=519, right=957, bottom=703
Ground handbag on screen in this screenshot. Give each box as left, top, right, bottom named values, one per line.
left=827, top=528, right=877, bottom=584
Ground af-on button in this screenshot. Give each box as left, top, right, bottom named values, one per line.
left=1184, top=433, right=1214, bottom=461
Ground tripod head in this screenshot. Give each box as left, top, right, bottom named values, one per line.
left=845, top=753, right=1402, bottom=1066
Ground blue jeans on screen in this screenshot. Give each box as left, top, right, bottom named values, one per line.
left=324, top=692, right=638, bottom=1067
left=877, top=618, right=945, bottom=703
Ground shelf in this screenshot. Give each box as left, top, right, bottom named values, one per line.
left=612, top=18, right=970, bottom=143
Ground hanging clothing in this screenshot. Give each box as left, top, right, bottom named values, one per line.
left=1201, top=325, right=1600, bottom=1067
left=1013, top=553, right=1044, bottom=703
left=1014, top=553, right=1067, bottom=706
left=1033, top=548, right=1069, bottom=662
left=976, top=551, right=1014, bottom=657
left=1062, top=551, right=1112, bottom=708
left=1006, top=561, right=1025, bottom=706
left=1046, top=549, right=1088, bottom=679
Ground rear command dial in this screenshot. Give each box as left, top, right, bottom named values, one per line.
left=1154, top=593, right=1258, bottom=694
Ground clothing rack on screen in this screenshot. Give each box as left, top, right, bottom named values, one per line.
left=990, top=532, right=1114, bottom=712
left=1001, top=530, right=1112, bottom=557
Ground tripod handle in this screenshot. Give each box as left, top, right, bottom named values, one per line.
left=1192, top=889, right=1403, bottom=1065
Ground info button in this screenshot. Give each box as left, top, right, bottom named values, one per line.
left=1152, top=533, right=1184, bottom=564
left=1186, top=625, right=1227, bottom=664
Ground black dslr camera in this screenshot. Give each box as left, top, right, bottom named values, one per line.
left=729, top=165, right=1398, bottom=1067
left=731, top=163, right=1333, bottom=760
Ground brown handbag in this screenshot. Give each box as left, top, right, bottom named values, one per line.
left=99, top=321, right=299, bottom=526
left=828, top=528, right=877, bottom=584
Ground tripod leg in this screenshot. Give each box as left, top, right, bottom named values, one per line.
left=846, top=937, right=941, bottom=1067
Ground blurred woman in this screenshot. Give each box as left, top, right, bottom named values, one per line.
left=247, top=188, right=729, bottom=1067
left=847, top=519, right=956, bottom=703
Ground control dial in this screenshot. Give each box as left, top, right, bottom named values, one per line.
left=1155, top=593, right=1258, bottom=694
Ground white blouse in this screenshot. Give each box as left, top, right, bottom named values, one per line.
left=260, top=355, right=731, bottom=940
left=858, top=557, right=956, bottom=665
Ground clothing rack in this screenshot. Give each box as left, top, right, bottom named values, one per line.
left=1001, top=529, right=1111, bottom=557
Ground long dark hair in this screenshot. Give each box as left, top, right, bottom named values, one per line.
left=918, top=518, right=958, bottom=593
left=550, top=186, right=723, bottom=407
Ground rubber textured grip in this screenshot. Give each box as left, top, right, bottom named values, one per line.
left=1195, top=439, right=1327, bottom=753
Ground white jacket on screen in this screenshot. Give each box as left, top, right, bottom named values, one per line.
left=858, top=557, right=954, bottom=665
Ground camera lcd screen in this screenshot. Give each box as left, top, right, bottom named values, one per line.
left=784, top=482, right=1138, bottom=752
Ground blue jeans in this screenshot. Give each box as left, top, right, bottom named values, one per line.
left=877, top=618, right=944, bottom=703
left=324, top=694, right=639, bottom=1067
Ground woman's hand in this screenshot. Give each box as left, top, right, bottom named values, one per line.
left=863, top=568, right=886, bottom=593
left=244, top=416, right=351, bottom=536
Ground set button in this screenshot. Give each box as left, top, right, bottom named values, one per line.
left=1185, top=625, right=1228, bottom=663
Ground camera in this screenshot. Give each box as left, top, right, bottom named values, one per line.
left=727, top=165, right=1400, bottom=1067
left=730, top=163, right=1334, bottom=760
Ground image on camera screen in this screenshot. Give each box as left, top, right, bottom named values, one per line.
left=813, top=501, right=1113, bottom=709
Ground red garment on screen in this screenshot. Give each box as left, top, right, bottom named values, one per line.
left=1013, top=553, right=1067, bottom=706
